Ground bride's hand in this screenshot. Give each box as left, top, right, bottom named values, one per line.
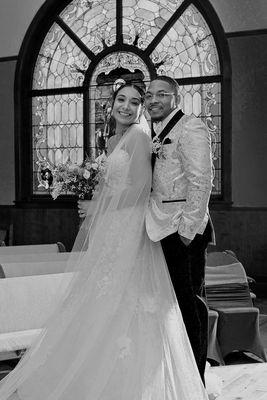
left=77, top=200, right=91, bottom=218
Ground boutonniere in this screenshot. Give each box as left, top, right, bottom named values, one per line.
left=151, top=137, right=172, bottom=158
left=151, top=137, right=162, bottom=158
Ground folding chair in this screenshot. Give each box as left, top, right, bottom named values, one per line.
left=206, top=252, right=266, bottom=362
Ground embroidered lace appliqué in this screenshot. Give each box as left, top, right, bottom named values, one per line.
left=105, top=149, right=130, bottom=193
left=117, top=336, right=132, bottom=359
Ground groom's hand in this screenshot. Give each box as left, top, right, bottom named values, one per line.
left=179, top=235, right=192, bottom=246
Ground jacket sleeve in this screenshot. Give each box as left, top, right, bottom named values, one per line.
left=175, top=116, right=213, bottom=240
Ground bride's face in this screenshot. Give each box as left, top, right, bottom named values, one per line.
left=112, top=87, right=142, bottom=129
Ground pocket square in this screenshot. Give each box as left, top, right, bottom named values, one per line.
left=162, top=138, right=172, bottom=145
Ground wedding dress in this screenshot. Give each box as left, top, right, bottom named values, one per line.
left=0, top=125, right=208, bottom=400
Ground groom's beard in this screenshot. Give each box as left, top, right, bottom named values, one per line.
left=148, top=106, right=177, bottom=123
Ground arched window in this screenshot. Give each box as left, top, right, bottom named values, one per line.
left=15, top=0, right=231, bottom=204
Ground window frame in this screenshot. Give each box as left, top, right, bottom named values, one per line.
left=14, top=0, right=231, bottom=207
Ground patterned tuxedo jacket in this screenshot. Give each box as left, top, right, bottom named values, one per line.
left=146, top=111, right=214, bottom=242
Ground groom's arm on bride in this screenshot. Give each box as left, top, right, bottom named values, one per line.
left=177, top=117, right=213, bottom=243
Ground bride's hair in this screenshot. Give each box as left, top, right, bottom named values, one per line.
left=105, top=83, right=146, bottom=138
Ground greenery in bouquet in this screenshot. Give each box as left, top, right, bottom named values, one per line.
left=50, top=153, right=107, bottom=200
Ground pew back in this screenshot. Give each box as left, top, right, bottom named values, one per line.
left=0, top=273, right=72, bottom=356
left=0, top=242, right=65, bottom=255
left=1, top=260, right=67, bottom=278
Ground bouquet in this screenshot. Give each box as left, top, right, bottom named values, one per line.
left=50, top=153, right=107, bottom=200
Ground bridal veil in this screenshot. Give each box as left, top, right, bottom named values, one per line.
left=0, top=125, right=208, bottom=400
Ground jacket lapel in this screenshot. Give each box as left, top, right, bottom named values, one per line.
left=152, top=109, right=184, bottom=170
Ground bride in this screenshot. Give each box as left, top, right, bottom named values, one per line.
left=0, top=83, right=209, bottom=400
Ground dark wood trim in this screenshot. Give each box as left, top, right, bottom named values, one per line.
left=83, top=87, right=90, bottom=155
left=0, top=56, right=18, bottom=62
left=226, top=29, right=267, bottom=38
left=4, top=202, right=267, bottom=211
left=30, top=87, right=84, bottom=96
left=55, top=16, right=95, bottom=60
left=223, top=207, right=267, bottom=212
left=146, top=0, right=191, bottom=56
left=14, top=199, right=78, bottom=209
left=116, top=0, right=123, bottom=45
left=177, top=75, right=222, bottom=86
left=210, top=203, right=267, bottom=211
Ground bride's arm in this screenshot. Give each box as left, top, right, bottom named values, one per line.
left=117, top=127, right=152, bottom=209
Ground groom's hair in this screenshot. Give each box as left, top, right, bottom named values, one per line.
left=150, top=76, right=179, bottom=102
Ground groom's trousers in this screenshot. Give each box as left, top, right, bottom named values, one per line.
left=160, top=221, right=212, bottom=384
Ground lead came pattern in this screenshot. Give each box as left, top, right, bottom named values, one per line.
left=122, top=0, right=185, bottom=49
left=32, top=94, right=84, bottom=194
left=151, top=4, right=220, bottom=78
left=31, top=0, right=223, bottom=196
left=60, top=0, right=117, bottom=53
left=178, top=83, right=221, bottom=195
left=33, top=23, right=90, bottom=90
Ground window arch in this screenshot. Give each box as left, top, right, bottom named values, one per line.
left=15, top=0, right=231, bottom=204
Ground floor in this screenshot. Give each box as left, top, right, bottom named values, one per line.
left=213, top=362, right=267, bottom=399
left=1, top=299, right=267, bottom=398
left=209, top=298, right=267, bottom=399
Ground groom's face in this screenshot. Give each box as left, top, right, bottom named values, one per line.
left=145, top=80, right=177, bottom=122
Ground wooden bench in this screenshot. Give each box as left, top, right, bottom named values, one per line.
left=0, top=251, right=69, bottom=265
left=0, top=242, right=66, bottom=255
left=0, top=260, right=68, bottom=278
left=0, top=253, right=84, bottom=278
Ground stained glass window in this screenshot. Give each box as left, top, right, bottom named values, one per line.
left=26, top=0, right=228, bottom=198
left=33, top=23, right=90, bottom=90
left=33, top=93, right=83, bottom=193
left=150, top=4, right=220, bottom=78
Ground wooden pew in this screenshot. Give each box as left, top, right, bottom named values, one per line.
left=0, top=252, right=70, bottom=265
left=0, top=253, right=83, bottom=278
left=0, top=260, right=68, bottom=278
left=0, top=242, right=66, bottom=255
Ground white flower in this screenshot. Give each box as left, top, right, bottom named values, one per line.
left=91, top=162, right=98, bottom=170
left=95, top=153, right=107, bottom=163
left=83, top=169, right=91, bottom=179
left=68, top=164, right=79, bottom=173
left=51, top=182, right=64, bottom=199
left=151, top=137, right=162, bottom=157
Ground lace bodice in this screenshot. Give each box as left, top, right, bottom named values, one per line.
left=105, top=149, right=131, bottom=193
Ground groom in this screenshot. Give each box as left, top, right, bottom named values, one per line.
left=145, top=75, right=215, bottom=383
